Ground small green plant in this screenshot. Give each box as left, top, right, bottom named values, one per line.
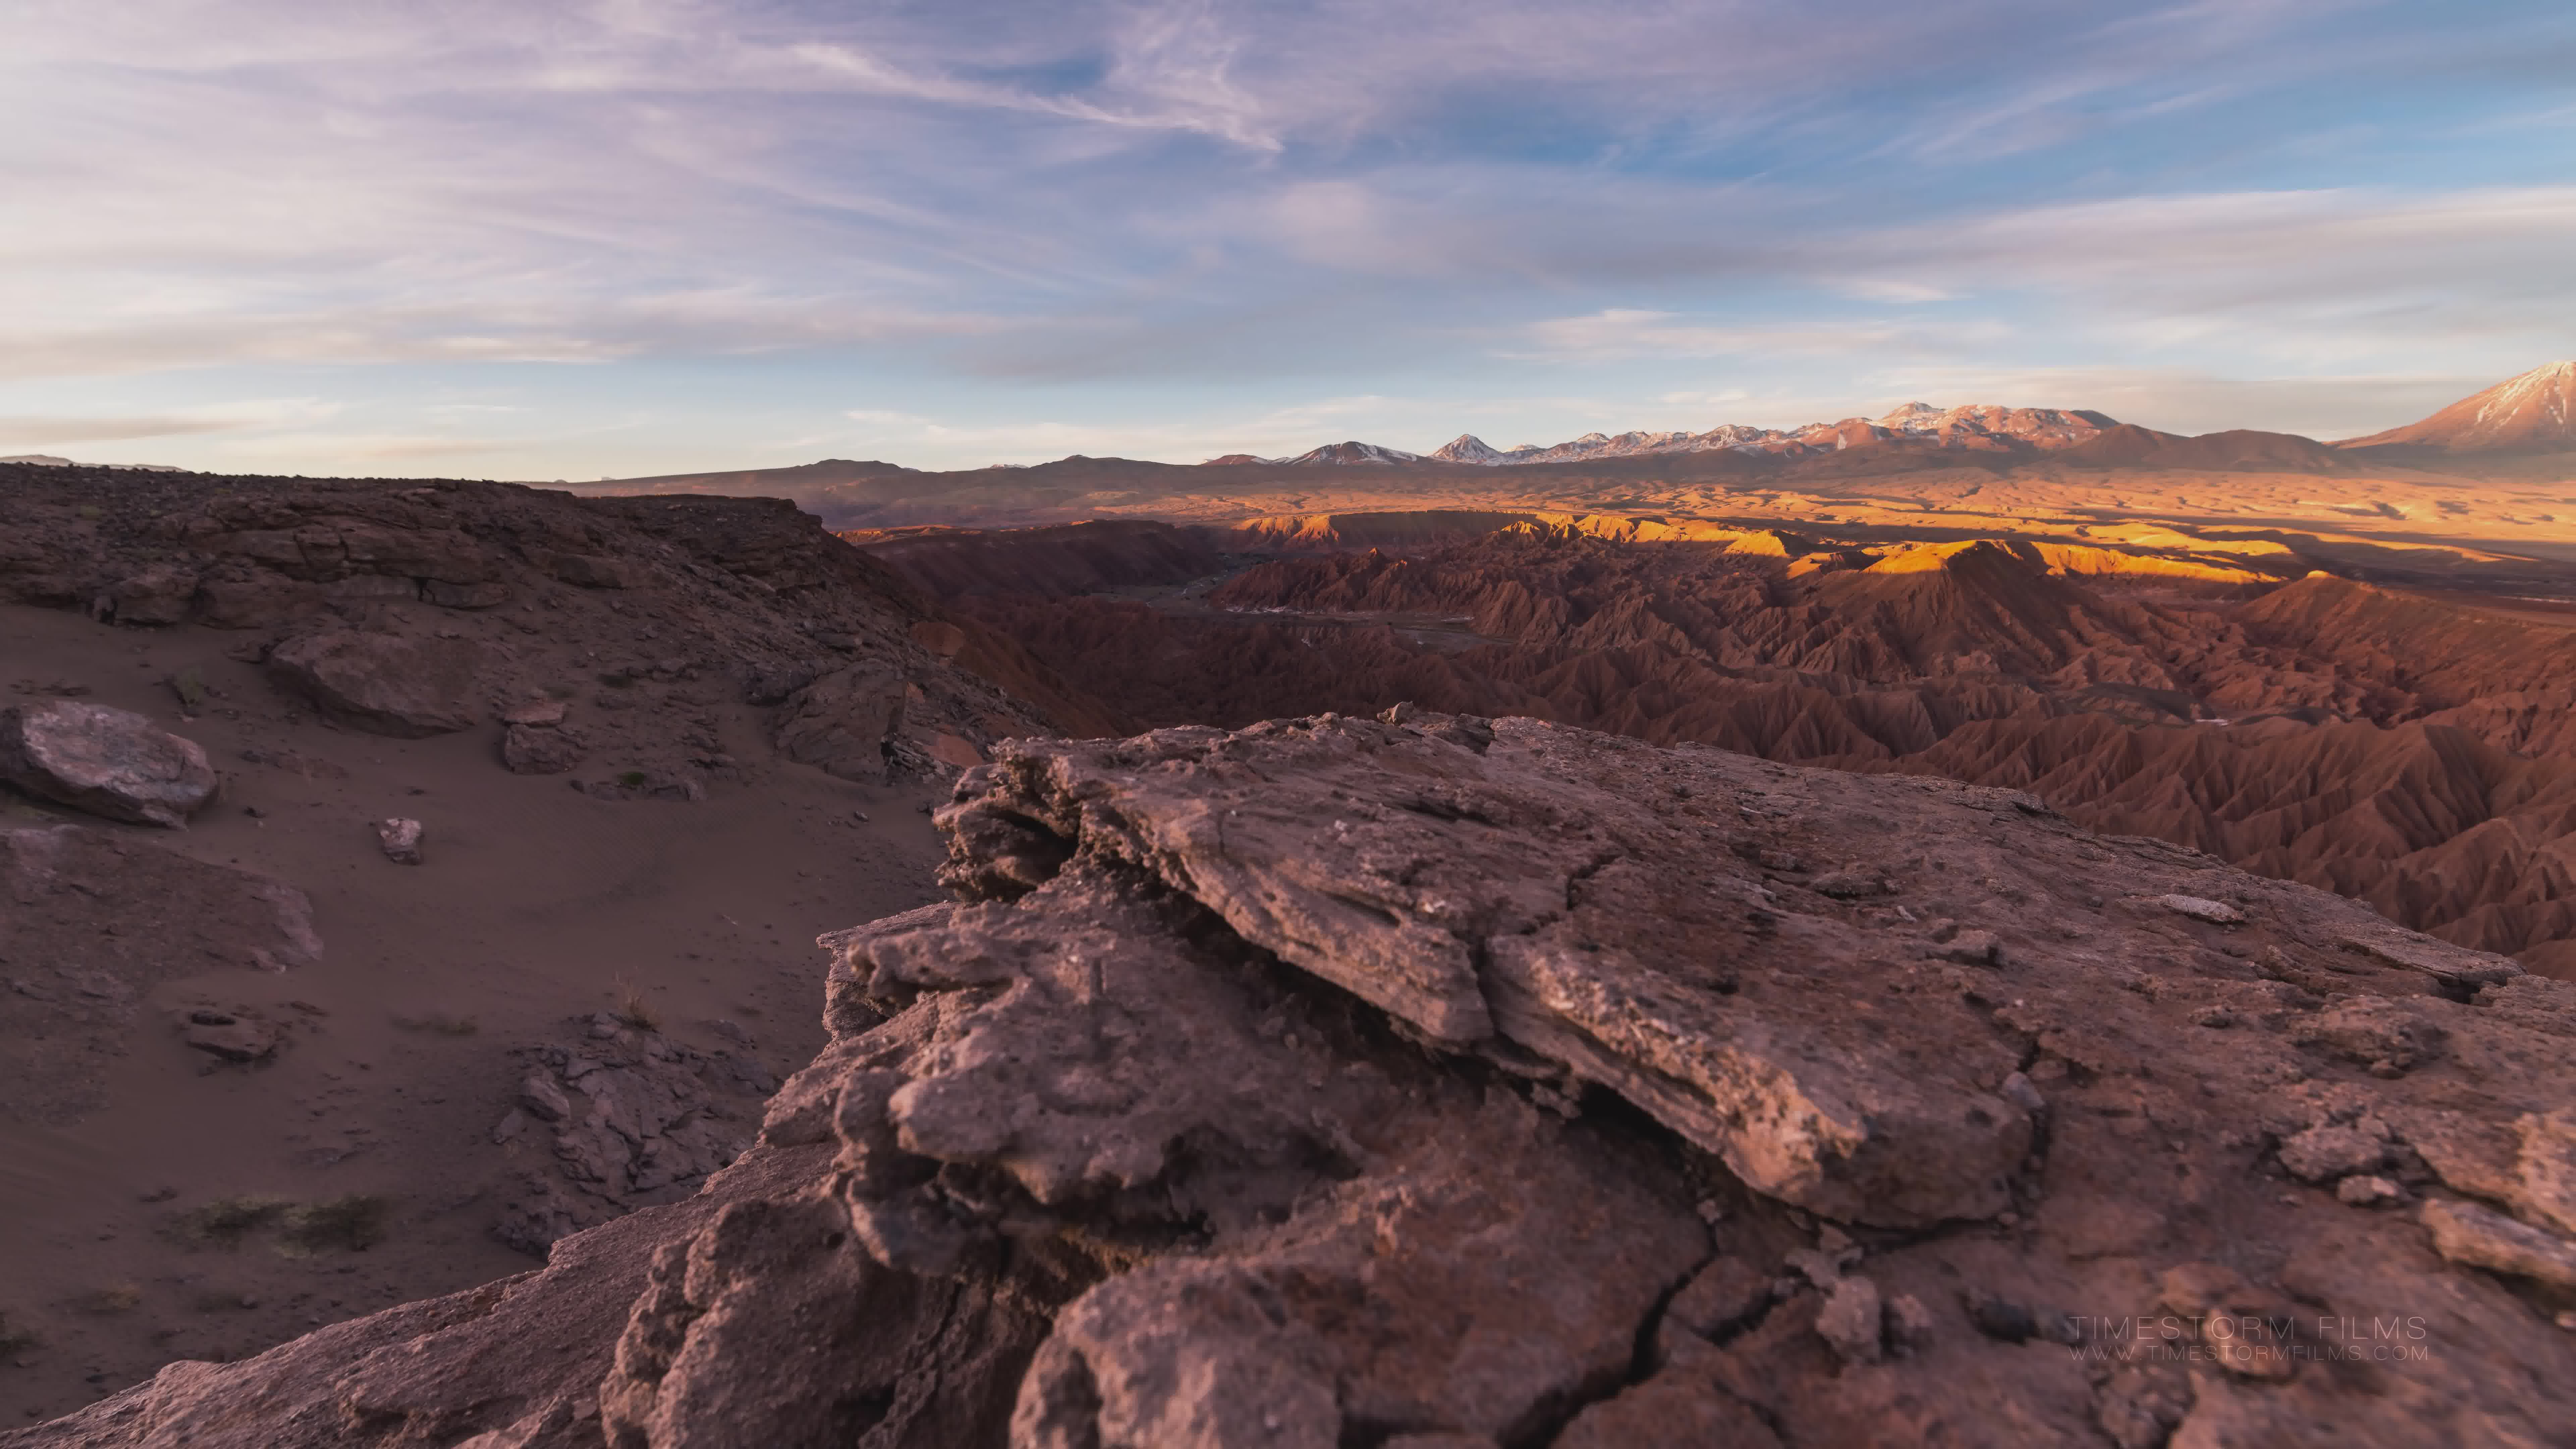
left=597, top=671, right=634, bottom=689
left=0, top=1311, right=39, bottom=1357
left=278, top=1195, right=389, bottom=1254
left=178, top=1196, right=289, bottom=1246
left=618, top=770, right=649, bottom=788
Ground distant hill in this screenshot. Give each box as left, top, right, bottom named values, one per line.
left=2057, top=425, right=2348, bottom=471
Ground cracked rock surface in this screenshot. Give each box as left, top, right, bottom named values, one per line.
left=15, top=713, right=2576, bottom=1448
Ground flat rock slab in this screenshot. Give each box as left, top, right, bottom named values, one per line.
left=940, top=715, right=2036, bottom=1227
left=266, top=631, right=483, bottom=737
left=0, top=699, right=217, bottom=827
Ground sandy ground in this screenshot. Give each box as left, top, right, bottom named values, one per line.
left=0, top=603, right=954, bottom=1424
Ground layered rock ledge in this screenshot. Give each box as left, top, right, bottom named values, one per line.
left=16, top=714, right=2576, bottom=1448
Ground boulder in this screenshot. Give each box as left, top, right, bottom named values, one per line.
left=267, top=631, right=483, bottom=737
left=773, top=663, right=908, bottom=781
left=0, top=700, right=218, bottom=827
left=93, top=565, right=200, bottom=626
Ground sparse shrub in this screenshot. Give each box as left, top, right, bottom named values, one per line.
left=278, top=1195, right=389, bottom=1254
left=78, top=1283, right=142, bottom=1313
left=613, top=979, right=662, bottom=1032
left=178, top=1196, right=289, bottom=1246
left=392, top=1012, right=479, bottom=1036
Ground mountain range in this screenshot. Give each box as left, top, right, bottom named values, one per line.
left=1198, top=362, right=2576, bottom=467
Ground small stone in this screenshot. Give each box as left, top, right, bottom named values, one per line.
left=1965, top=1291, right=2036, bottom=1343
left=2158, top=894, right=2245, bottom=925
left=2337, top=1175, right=2402, bottom=1207
left=2278, top=1123, right=2386, bottom=1183
left=1997, top=1071, right=2046, bottom=1114
left=2191, top=1005, right=2237, bottom=1028
left=518, top=1072, right=573, bottom=1123
left=1934, top=928, right=2003, bottom=966
left=1815, top=1275, right=1885, bottom=1364
left=1784, top=1247, right=1842, bottom=1289
left=376, top=818, right=425, bottom=865
left=1885, top=1292, right=1936, bottom=1350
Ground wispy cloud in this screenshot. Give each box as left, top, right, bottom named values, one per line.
left=1507, top=310, right=2010, bottom=364
left=2, top=0, right=2572, bottom=473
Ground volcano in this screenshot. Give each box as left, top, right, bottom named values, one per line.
left=2341, top=360, right=2576, bottom=453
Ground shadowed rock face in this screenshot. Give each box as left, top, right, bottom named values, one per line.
left=16, top=714, right=2576, bottom=1449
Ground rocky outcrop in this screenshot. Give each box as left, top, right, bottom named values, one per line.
left=19, top=713, right=2576, bottom=1448
left=266, top=630, right=485, bottom=737
left=0, top=463, right=1071, bottom=780
left=0, top=700, right=217, bottom=827
left=772, top=663, right=911, bottom=782
left=0, top=824, right=319, bottom=1124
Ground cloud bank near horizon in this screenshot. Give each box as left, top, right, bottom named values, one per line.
left=3, top=0, right=2572, bottom=474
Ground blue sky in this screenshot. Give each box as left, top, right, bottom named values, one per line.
left=4, top=0, right=2573, bottom=477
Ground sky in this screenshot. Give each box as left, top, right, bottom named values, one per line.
left=4, top=0, right=2574, bottom=478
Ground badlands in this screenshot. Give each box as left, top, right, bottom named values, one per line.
left=1, top=365, right=2575, bottom=1446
